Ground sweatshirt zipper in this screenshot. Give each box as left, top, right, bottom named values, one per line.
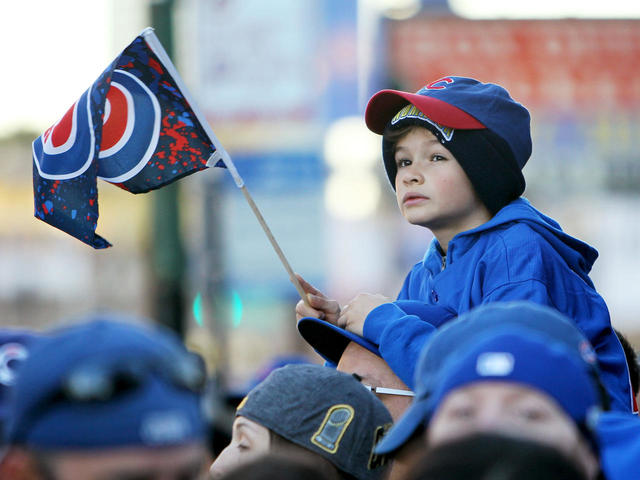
left=441, top=253, right=446, bottom=270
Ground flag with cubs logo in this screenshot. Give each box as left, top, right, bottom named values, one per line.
left=32, top=27, right=228, bottom=248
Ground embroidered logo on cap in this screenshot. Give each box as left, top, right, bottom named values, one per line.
left=476, top=352, right=515, bottom=376
left=311, top=404, right=354, bottom=454
left=390, top=104, right=454, bottom=142
left=139, top=410, right=192, bottom=445
left=423, top=77, right=454, bottom=90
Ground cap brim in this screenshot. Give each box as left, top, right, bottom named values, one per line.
left=374, top=396, right=431, bottom=454
left=365, top=89, right=485, bottom=135
left=297, top=317, right=380, bottom=365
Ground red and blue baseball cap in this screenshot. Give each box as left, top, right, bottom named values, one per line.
left=365, top=77, right=532, bottom=213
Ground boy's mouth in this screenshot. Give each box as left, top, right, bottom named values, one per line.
left=402, top=193, right=429, bottom=206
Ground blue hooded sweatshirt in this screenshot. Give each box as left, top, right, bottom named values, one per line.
left=363, top=198, right=634, bottom=413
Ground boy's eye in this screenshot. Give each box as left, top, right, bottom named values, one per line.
left=431, top=154, right=446, bottom=162
left=396, top=158, right=411, bottom=168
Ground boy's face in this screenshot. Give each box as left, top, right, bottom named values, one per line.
left=394, top=127, right=490, bottom=246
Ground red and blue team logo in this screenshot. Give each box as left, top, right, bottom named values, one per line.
left=32, top=89, right=95, bottom=180
left=97, top=69, right=160, bottom=182
left=423, top=77, right=454, bottom=91
left=32, top=69, right=160, bottom=183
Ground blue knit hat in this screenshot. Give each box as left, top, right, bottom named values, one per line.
left=6, top=315, right=209, bottom=449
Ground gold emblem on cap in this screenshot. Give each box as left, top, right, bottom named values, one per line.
left=311, top=404, right=354, bottom=454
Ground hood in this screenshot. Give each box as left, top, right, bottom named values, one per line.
left=431, top=198, right=598, bottom=286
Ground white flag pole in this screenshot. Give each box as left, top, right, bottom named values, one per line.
left=143, top=28, right=310, bottom=307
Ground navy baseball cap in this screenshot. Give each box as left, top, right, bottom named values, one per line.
left=365, top=76, right=532, bottom=171
left=297, top=317, right=381, bottom=365
left=375, top=326, right=602, bottom=455
left=237, top=364, right=392, bottom=480
left=414, top=301, right=603, bottom=400
left=297, top=302, right=456, bottom=365
left=6, top=315, right=209, bottom=449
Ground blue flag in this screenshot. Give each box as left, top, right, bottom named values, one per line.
left=32, top=28, right=228, bottom=248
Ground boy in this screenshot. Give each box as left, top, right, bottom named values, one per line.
left=295, top=76, right=634, bottom=413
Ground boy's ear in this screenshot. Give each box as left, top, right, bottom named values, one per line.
left=0, top=447, right=45, bottom=480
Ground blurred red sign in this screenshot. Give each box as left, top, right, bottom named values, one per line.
left=389, top=18, right=640, bottom=110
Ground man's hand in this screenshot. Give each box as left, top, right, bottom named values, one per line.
left=294, top=274, right=341, bottom=324
left=337, top=293, right=391, bottom=337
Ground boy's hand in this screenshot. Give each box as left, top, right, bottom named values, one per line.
left=337, top=293, right=391, bottom=337
left=294, top=274, right=341, bottom=324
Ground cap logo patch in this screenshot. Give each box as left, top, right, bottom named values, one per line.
left=368, top=423, right=392, bottom=470
left=423, top=77, right=454, bottom=90
left=476, top=352, right=515, bottom=376
left=311, top=404, right=354, bottom=454
left=139, top=410, right=192, bottom=445
left=390, top=104, right=454, bottom=142
left=236, top=395, right=249, bottom=412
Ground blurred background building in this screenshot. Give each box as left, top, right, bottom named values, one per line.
left=1, top=0, right=639, bottom=390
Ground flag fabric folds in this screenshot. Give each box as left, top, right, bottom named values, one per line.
left=32, top=27, right=227, bottom=248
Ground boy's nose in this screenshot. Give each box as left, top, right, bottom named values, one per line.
left=401, top=167, right=423, bottom=184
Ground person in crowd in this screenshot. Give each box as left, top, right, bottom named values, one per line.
left=294, top=75, right=633, bottom=413
left=405, top=432, right=588, bottom=480
left=297, top=316, right=415, bottom=422
left=0, top=315, right=212, bottom=480
left=209, top=364, right=391, bottom=480
left=375, top=302, right=640, bottom=480
left=211, top=354, right=311, bottom=457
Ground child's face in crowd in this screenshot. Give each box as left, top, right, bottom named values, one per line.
left=394, top=127, right=490, bottom=248
left=209, top=416, right=270, bottom=479
left=426, top=382, right=598, bottom=478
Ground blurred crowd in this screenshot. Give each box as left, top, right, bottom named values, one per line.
left=0, top=300, right=637, bottom=480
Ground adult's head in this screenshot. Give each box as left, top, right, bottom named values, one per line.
left=297, top=317, right=413, bottom=421
left=210, top=364, right=392, bottom=480
left=1, top=315, right=210, bottom=480
left=375, top=302, right=606, bottom=479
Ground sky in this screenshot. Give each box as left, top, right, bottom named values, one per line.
left=0, top=1, right=144, bottom=137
